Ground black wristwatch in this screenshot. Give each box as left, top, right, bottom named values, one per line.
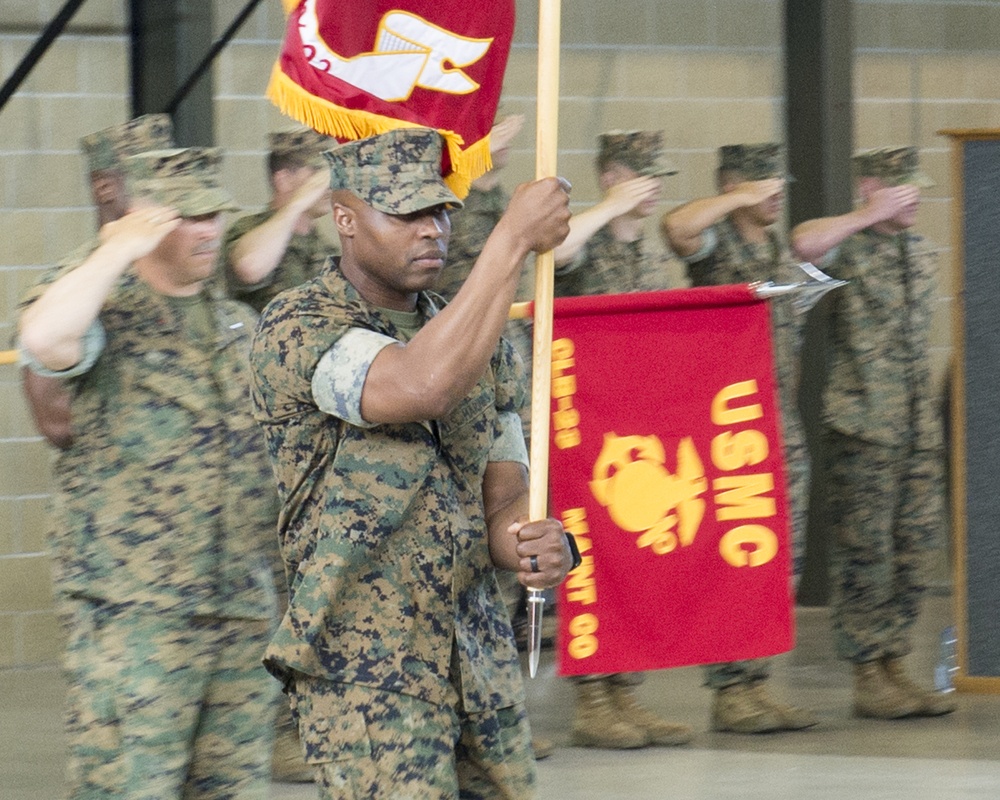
left=565, top=531, right=583, bottom=571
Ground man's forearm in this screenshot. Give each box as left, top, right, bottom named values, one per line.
left=363, top=223, right=531, bottom=423
left=553, top=201, right=620, bottom=265
left=791, top=209, right=876, bottom=264
left=661, top=193, right=743, bottom=257
left=19, top=242, right=130, bottom=371
left=228, top=206, right=301, bottom=285
left=22, top=369, right=73, bottom=449
left=486, top=484, right=529, bottom=572
left=360, top=178, right=569, bottom=425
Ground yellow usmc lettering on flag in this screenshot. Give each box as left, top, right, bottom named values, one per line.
left=709, top=379, right=779, bottom=568
left=551, top=338, right=581, bottom=449
left=560, top=378, right=781, bottom=663
left=298, top=0, right=494, bottom=102
left=583, top=378, right=779, bottom=568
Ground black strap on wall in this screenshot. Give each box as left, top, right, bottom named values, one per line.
left=163, top=0, right=267, bottom=115
left=0, top=0, right=89, bottom=113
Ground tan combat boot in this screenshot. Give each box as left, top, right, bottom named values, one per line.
left=571, top=680, right=648, bottom=749
left=881, top=657, right=957, bottom=717
left=271, top=726, right=314, bottom=783
left=531, top=736, right=555, bottom=760
left=852, top=661, right=921, bottom=719
left=608, top=683, right=694, bottom=746
left=748, top=683, right=818, bottom=730
left=712, top=682, right=783, bottom=733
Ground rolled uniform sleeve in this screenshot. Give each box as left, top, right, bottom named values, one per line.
left=311, top=328, right=397, bottom=427
left=681, top=225, right=718, bottom=265
left=310, top=327, right=529, bottom=469
left=554, top=246, right=587, bottom=277
left=489, top=410, right=528, bottom=468
left=17, top=319, right=105, bottom=379
left=816, top=245, right=842, bottom=274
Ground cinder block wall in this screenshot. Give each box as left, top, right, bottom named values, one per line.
left=0, top=0, right=128, bottom=668
left=1, top=0, right=997, bottom=667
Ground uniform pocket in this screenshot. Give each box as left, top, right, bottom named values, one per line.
left=289, top=678, right=372, bottom=765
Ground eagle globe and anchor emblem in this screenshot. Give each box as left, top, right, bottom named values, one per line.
left=589, top=433, right=709, bottom=555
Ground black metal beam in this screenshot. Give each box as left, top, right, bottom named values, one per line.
left=784, top=0, right=855, bottom=606
left=129, top=0, right=215, bottom=146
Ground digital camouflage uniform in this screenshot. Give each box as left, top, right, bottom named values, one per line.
left=221, top=126, right=335, bottom=313
left=23, top=115, right=175, bottom=452
left=555, top=225, right=671, bottom=297
left=249, top=128, right=537, bottom=799
left=555, top=130, right=677, bottom=299
left=682, top=143, right=810, bottom=691
left=822, top=147, right=943, bottom=664
left=220, top=126, right=337, bottom=783
left=18, top=148, right=280, bottom=799
left=433, top=182, right=538, bottom=632
left=221, top=209, right=329, bottom=312
left=435, top=182, right=534, bottom=410
left=79, top=113, right=174, bottom=174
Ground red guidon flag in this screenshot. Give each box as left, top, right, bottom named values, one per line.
left=548, top=286, right=794, bottom=676
left=268, top=0, right=515, bottom=197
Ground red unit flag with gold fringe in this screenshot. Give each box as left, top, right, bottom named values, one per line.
left=268, top=0, right=515, bottom=198
left=549, top=286, right=794, bottom=676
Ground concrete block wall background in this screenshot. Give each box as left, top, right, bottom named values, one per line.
left=0, top=0, right=128, bottom=669
left=1, top=0, right=997, bottom=668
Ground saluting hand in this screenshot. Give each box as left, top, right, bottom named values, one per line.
left=490, top=113, right=526, bottom=154
left=287, top=168, right=332, bottom=213
left=733, top=178, right=785, bottom=207
left=99, top=205, right=181, bottom=260
left=864, top=184, right=920, bottom=223
left=603, top=175, right=663, bottom=217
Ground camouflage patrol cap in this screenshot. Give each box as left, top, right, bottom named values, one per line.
left=80, top=114, right=174, bottom=173
left=852, top=146, right=935, bottom=188
left=597, top=130, right=678, bottom=177
left=324, top=127, right=463, bottom=215
left=268, top=126, right=333, bottom=168
left=123, top=147, right=239, bottom=217
left=718, top=142, right=786, bottom=180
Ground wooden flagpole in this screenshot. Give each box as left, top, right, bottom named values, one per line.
left=523, top=0, right=561, bottom=679
left=528, top=0, right=560, bottom=678
left=529, top=0, right=560, bottom=522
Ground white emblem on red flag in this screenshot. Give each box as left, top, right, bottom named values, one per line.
left=299, top=1, right=493, bottom=101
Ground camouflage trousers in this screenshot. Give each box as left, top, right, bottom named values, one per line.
left=782, top=407, right=811, bottom=585
left=824, top=429, right=945, bottom=663
left=288, top=671, right=536, bottom=800
left=61, top=598, right=277, bottom=799
left=704, top=413, right=810, bottom=690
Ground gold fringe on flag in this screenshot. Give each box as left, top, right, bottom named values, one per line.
left=281, top=0, right=298, bottom=16
left=267, top=64, right=493, bottom=199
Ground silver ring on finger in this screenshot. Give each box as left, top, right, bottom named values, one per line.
left=530, top=555, right=540, bottom=573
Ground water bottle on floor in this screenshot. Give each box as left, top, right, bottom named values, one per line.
left=934, top=625, right=958, bottom=693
